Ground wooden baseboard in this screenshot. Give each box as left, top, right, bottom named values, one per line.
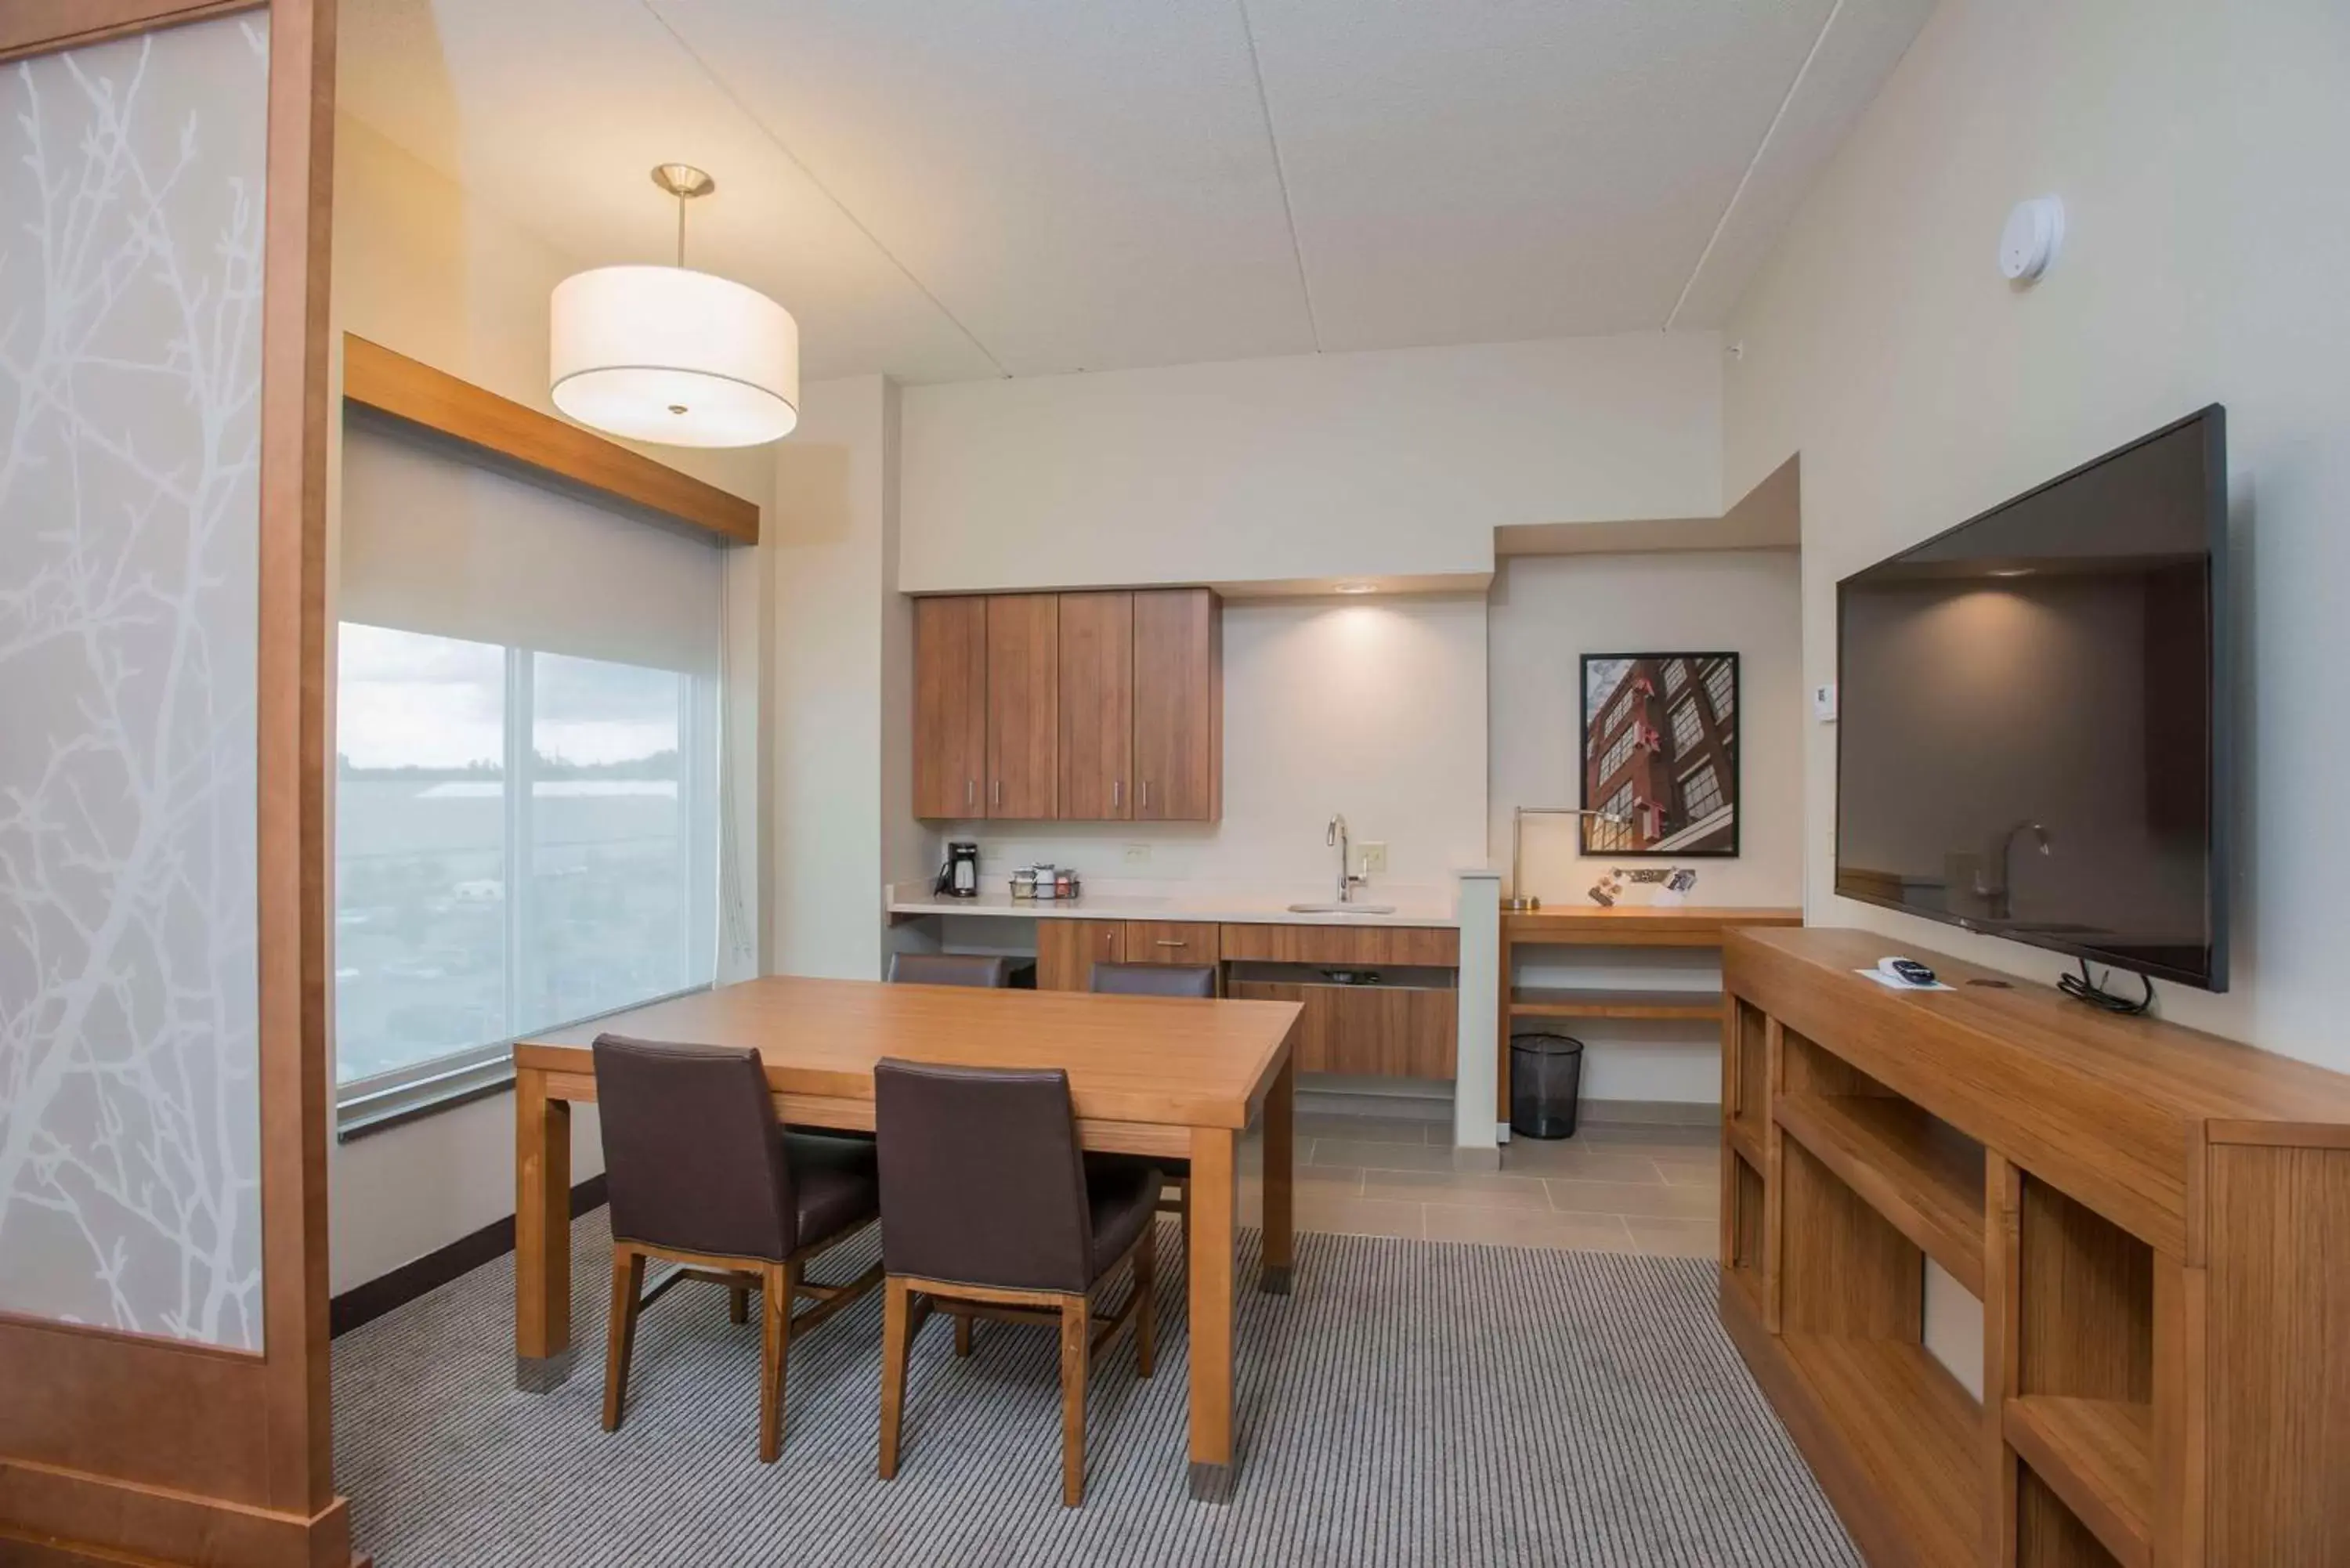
left=330, top=1176, right=606, bottom=1338
left=0, top=1458, right=355, bottom=1568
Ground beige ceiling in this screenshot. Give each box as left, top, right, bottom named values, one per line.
left=338, top=0, right=1936, bottom=385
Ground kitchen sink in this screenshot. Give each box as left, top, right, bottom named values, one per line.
left=1285, top=901, right=1398, bottom=915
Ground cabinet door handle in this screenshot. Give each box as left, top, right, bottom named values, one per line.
left=1112, top=779, right=1122, bottom=808
left=992, top=779, right=1001, bottom=807
left=1155, top=939, right=1187, bottom=948
left=966, top=779, right=975, bottom=808
left=1140, top=779, right=1150, bottom=809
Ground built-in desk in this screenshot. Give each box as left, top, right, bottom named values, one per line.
left=1497, top=905, right=1803, bottom=1119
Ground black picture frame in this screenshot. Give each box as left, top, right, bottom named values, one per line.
left=1578, top=652, right=1741, bottom=858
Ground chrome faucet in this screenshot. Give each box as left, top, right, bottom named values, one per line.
left=1327, top=813, right=1369, bottom=903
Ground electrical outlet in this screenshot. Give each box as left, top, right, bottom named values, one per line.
left=1122, top=844, right=1152, bottom=864
left=1359, top=842, right=1388, bottom=875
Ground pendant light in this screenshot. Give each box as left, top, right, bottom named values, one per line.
left=550, top=164, right=800, bottom=447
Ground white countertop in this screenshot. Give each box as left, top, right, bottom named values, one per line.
left=886, top=881, right=1460, bottom=929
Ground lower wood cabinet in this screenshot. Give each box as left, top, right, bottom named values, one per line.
left=1036, top=919, right=1124, bottom=992
left=1034, top=921, right=1459, bottom=1078
left=1227, top=980, right=1457, bottom=1078
left=1038, top=920, right=1220, bottom=991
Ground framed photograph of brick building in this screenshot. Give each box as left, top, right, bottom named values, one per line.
left=1579, top=653, right=1740, bottom=856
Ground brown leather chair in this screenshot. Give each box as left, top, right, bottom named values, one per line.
left=1087, top=963, right=1213, bottom=1248
left=1087, top=961, right=1217, bottom=999
left=872, top=1060, right=1160, bottom=1507
left=592, top=1034, right=884, bottom=1463
left=886, top=951, right=1012, bottom=988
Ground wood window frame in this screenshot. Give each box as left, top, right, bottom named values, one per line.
left=342, top=334, right=761, bottom=546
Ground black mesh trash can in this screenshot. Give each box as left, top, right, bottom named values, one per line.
left=1509, top=1032, right=1585, bottom=1140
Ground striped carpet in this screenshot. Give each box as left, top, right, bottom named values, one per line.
left=333, top=1209, right=1857, bottom=1566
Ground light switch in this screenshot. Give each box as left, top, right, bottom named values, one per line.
left=1813, top=682, right=1838, bottom=722
left=1359, top=842, right=1389, bottom=874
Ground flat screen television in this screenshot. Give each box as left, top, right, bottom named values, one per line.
left=1835, top=406, right=2228, bottom=990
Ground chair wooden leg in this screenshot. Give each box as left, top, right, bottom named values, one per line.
left=758, top=1259, right=794, bottom=1463
left=878, top=1277, right=913, bottom=1481
left=953, top=1312, right=974, bottom=1358
left=1134, top=1223, right=1157, bottom=1380
left=602, top=1245, right=645, bottom=1433
left=729, top=1281, right=750, bottom=1324
left=1059, top=1294, right=1090, bottom=1507
left=1177, top=1180, right=1191, bottom=1261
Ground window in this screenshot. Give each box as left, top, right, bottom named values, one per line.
left=1588, top=782, right=1638, bottom=852
left=1597, top=724, right=1641, bottom=783
left=1703, top=657, right=1736, bottom=723
left=1665, top=659, right=1690, bottom=695
left=334, top=627, right=510, bottom=1088
left=334, top=415, right=726, bottom=1133
left=1600, top=684, right=1636, bottom=738
left=529, top=652, right=701, bottom=1028
left=334, top=630, right=717, bottom=1103
left=1680, top=759, right=1726, bottom=822
left=1669, top=697, right=1704, bottom=753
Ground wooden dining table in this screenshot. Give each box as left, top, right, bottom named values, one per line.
left=510, top=975, right=1300, bottom=1502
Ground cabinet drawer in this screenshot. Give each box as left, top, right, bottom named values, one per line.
left=1228, top=981, right=1457, bottom=1078
left=1121, top=921, right=1220, bottom=964
left=1217, top=923, right=1459, bottom=967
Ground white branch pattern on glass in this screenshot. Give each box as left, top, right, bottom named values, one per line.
left=0, top=19, right=269, bottom=1348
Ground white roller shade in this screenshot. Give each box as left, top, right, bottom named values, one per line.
left=340, top=412, right=722, bottom=674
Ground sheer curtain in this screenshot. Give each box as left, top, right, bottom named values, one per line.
left=334, top=414, right=723, bottom=1118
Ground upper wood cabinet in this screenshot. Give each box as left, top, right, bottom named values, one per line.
left=912, top=596, right=987, bottom=818
left=1132, top=589, right=1221, bottom=822
left=910, top=587, right=1220, bottom=822
left=1057, top=591, right=1133, bottom=820
left=984, top=594, right=1059, bottom=818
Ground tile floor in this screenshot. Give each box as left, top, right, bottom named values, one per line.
left=1238, top=1110, right=1720, bottom=1259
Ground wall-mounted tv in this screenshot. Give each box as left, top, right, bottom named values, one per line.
left=1835, top=407, right=2228, bottom=991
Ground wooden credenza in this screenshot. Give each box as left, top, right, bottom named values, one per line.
left=1722, top=927, right=2350, bottom=1566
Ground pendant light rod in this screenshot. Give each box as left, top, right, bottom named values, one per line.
left=649, top=162, right=715, bottom=268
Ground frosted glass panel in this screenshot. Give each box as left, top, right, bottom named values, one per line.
left=0, top=17, right=270, bottom=1346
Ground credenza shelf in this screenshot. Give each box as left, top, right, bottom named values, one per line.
left=1721, top=926, right=2350, bottom=1566
left=2005, top=1396, right=2153, bottom=1568
left=1783, top=1333, right=1983, bottom=1568
left=1775, top=1090, right=1987, bottom=1297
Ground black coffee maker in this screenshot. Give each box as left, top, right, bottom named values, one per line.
left=935, top=841, right=981, bottom=899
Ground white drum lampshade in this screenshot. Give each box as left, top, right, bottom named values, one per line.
left=549, top=264, right=799, bottom=447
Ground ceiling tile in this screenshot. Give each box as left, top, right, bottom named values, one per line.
left=337, top=0, right=1001, bottom=383
left=1668, top=0, right=1940, bottom=327
left=1242, top=0, right=1839, bottom=349
left=646, top=0, right=1316, bottom=377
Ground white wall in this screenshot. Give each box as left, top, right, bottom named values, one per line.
left=327, top=116, right=772, bottom=1292
left=1723, top=0, right=2350, bottom=1071
left=1488, top=551, right=1805, bottom=1100
left=768, top=374, right=912, bottom=980
left=898, top=333, right=1724, bottom=593
left=938, top=597, right=1491, bottom=900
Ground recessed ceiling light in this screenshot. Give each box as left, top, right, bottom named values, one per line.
left=1987, top=568, right=2032, bottom=578
left=1336, top=582, right=1376, bottom=594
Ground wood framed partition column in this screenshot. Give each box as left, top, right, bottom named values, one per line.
left=0, top=2, right=350, bottom=1564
